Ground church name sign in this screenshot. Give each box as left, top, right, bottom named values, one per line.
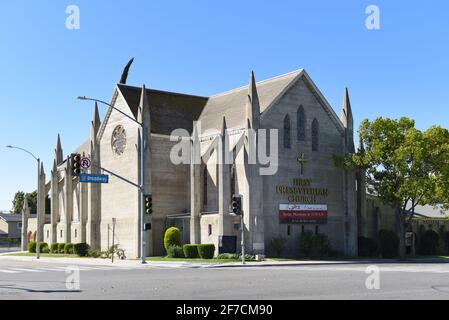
left=276, top=178, right=329, bottom=204
left=279, top=204, right=328, bottom=224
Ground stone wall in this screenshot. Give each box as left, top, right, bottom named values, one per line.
left=261, top=77, right=350, bottom=256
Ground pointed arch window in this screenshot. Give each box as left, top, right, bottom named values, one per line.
left=297, top=105, right=306, bottom=141
left=283, top=115, right=291, bottom=149
left=312, top=118, right=319, bottom=151
left=203, top=166, right=208, bottom=206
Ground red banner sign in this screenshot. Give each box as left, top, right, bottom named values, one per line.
left=279, top=204, right=328, bottom=224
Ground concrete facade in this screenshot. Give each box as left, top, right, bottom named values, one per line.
left=22, top=68, right=369, bottom=258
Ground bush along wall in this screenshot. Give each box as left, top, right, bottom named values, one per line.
left=358, top=236, right=378, bottom=257
left=183, top=244, right=199, bottom=258
left=298, top=231, right=331, bottom=257
left=379, top=229, right=399, bottom=258
left=418, top=230, right=441, bottom=255
left=197, top=244, right=215, bottom=259
left=164, top=227, right=182, bottom=252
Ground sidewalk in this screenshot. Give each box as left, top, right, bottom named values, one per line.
left=1, top=252, right=448, bottom=269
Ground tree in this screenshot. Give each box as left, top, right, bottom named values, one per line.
left=335, top=117, right=449, bottom=258
left=12, top=191, right=51, bottom=214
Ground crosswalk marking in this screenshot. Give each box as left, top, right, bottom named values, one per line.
left=9, top=268, right=45, bottom=273
left=0, top=266, right=133, bottom=274
left=0, top=269, right=21, bottom=273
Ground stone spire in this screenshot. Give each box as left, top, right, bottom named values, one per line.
left=21, top=200, right=30, bottom=251
left=245, top=71, right=261, bottom=130
left=137, top=85, right=150, bottom=125
left=50, top=158, right=59, bottom=243
left=190, top=121, right=201, bottom=244
left=55, top=134, right=63, bottom=165
left=340, top=88, right=355, bottom=153
left=340, top=88, right=353, bottom=130
left=218, top=116, right=231, bottom=236
left=91, top=102, right=101, bottom=138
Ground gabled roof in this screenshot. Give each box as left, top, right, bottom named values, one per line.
left=0, top=213, right=22, bottom=223
left=117, top=84, right=208, bottom=135
left=407, top=205, right=449, bottom=219
left=198, top=70, right=303, bottom=133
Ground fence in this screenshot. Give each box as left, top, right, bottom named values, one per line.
left=0, top=238, right=21, bottom=253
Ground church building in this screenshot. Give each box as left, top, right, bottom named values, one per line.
left=22, top=67, right=369, bottom=258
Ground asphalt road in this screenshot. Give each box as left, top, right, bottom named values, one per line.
left=1, top=258, right=449, bottom=300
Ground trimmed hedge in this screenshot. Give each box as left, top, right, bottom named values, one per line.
left=197, top=244, right=215, bottom=259
left=40, top=242, right=50, bottom=254
left=183, top=244, right=199, bottom=258
left=50, top=243, right=59, bottom=254
left=164, top=227, right=181, bottom=252
left=167, top=245, right=184, bottom=258
left=28, top=241, right=37, bottom=253
left=358, top=236, right=378, bottom=257
left=379, top=229, right=399, bottom=258
left=418, top=230, right=440, bottom=255
left=64, top=243, right=74, bottom=254
left=28, top=241, right=49, bottom=253
left=74, top=243, right=90, bottom=257
left=58, top=243, right=66, bottom=254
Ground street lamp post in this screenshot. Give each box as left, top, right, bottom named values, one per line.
left=77, top=96, right=147, bottom=264
left=6, top=145, right=41, bottom=259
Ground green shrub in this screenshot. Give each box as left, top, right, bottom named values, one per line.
left=164, top=227, right=182, bottom=252
left=268, top=236, right=287, bottom=258
left=88, top=248, right=101, bottom=258
left=29, top=242, right=49, bottom=253
left=299, top=230, right=314, bottom=256
left=40, top=242, right=50, bottom=254
left=299, top=231, right=331, bottom=257
left=64, top=243, right=74, bottom=254
left=418, top=230, right=440, bottom=255
left=58, top=243, right=66, bottom=254
left=197, top=244, right=215, bottom=259
left=183, top=244, right=199, bottom=258
left=379, top=229, right=399, bottom=258
left=74, top=243, right=90, bottom=257
left=28, top=241, right=37, bottom=253
left=167, top=245, right=184, bottom=258
left=217, top=253, right=239, bottom=260
left=358, top=236, right=378, bottom=257
left=50, top=243, right=59, bottom=254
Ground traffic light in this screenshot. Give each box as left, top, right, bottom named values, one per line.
left=231, top=194, right=242, bottom=215
left=144, top=194, right=153, bottom=215
left=71, top=153, right=81, bottom=176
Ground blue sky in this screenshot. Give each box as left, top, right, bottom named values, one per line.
left=1, top=0, right=448, bottom=210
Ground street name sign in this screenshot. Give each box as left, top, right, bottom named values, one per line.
left=79, top=173, right=109, bottom=184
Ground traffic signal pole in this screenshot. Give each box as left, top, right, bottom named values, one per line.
left=140, top=122, right=146, bottom=264
left=231, top=194, right=245, bottom=265
left=241, top=211, right=245, bottom=265
left=77, top=95, right=147, bottom=264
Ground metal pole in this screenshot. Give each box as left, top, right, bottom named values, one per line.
left=111, top=219, right=115, bottom=263
left=107, top=224, right=110, bottom=252
left=140, top=123, right=146, bottom=264
left=241, top=212, right=245, bottom=265
left=36, top=158, right=41, bottom=259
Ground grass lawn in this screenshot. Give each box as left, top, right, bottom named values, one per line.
left=146, top=257, right=248, bottom=263
left=4, top=252, right=87, bottom=258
